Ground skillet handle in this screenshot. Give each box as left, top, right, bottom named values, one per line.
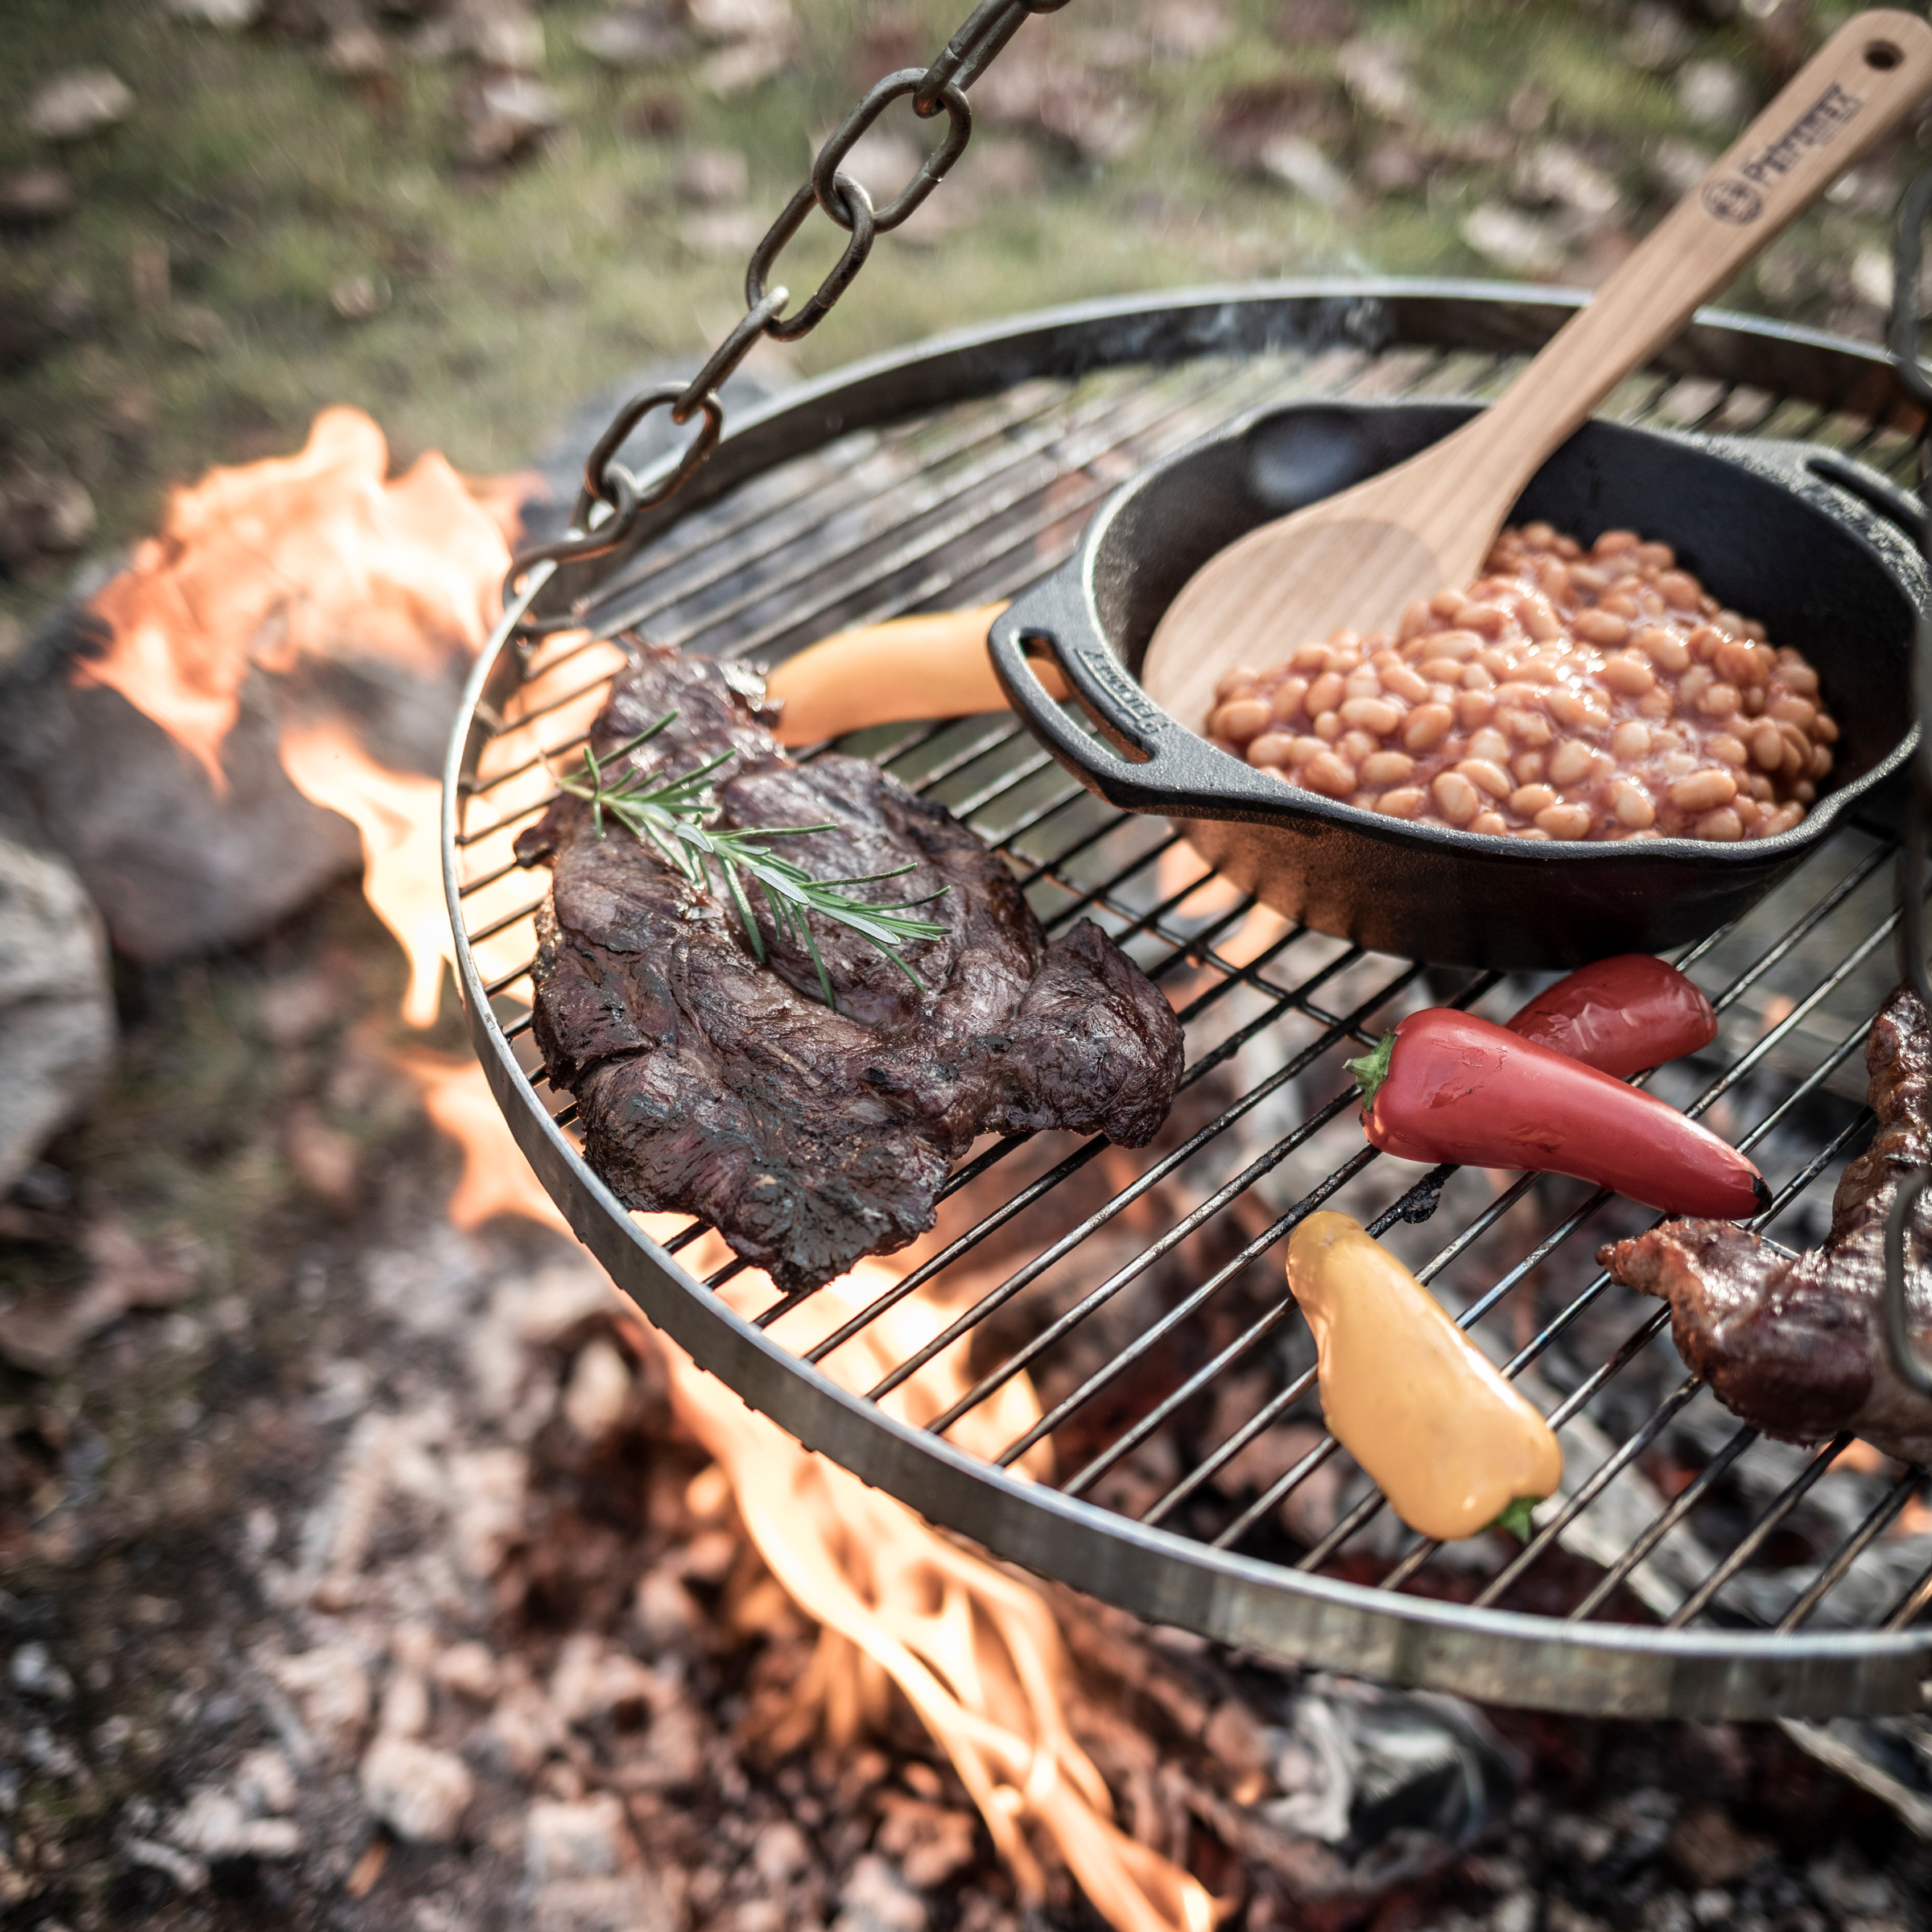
left=1803, top=448, right=1926, bottom=539
left=989, top=584, right=1199, bottom=811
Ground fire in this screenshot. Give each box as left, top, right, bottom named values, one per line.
left=402, top=1062, right=1219, bottom=1932
left=80, top=407, right=530, bottom=791
left=120, top=408, right=1218, bottom=1928
left=281, top=724, right=453, bottom=1026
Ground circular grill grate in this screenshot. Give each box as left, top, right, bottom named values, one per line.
left=444, top=282, right=1932, bottom=1721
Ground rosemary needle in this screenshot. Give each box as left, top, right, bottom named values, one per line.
left=550, top=715, right=950, bottom=1012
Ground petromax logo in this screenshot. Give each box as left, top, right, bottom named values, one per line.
left=1700, top=80, right=1864, bottom=225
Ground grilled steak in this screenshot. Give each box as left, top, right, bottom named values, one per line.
left=1600, top=985, right=1932, bottom=1463
left=514, top=644, right=1184, bottom=1294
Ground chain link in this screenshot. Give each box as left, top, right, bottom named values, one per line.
left=1884, top=167, right=1932, bottom=1395
left=504, top=0, right=1071, bottom=616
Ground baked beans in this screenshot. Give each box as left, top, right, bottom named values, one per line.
left=1204, top=525, right=1838, bottom=843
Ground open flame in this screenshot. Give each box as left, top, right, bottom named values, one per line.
left=407, top=1046, right=1216, bottom=1932
left=101, top=411, right=1216, bottom=1930
left=80, top=406, right=529, bottom=791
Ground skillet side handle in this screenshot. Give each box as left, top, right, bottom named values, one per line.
left=988, top=589, right=1197, bottom=811
left=1804, top=449, right=1926, bottom=539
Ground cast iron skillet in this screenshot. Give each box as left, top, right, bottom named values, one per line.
left=988, top=399, right=1929, bottom=968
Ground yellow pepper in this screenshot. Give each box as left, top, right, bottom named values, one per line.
left=1285, top=1211, right=1563, bottom=1542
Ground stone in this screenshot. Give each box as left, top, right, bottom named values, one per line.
left=526, top=1793, right=635, bottom=1881
left=433, top=1641, right=501, bottom=1703
left=457, top=0, right=546, bottom=72
left=0, top=836, right=112, bottom=1195
left=752, top=1818, right=811, bottom=1883
left=832, top=1854, right=926, bottom=1932
left=1142, top=0, right=1231, bottom=60
left=0, top=629, right=364, bottom=963
left=23, top=69, right=134, bottom=142
left=532, top=1873, right=681, bottom=1932
left=359, top=1736, right=474, bottom=1843
left=687, top=0, right=791, bottom=39
left=0, top=167, right=75, bottom=225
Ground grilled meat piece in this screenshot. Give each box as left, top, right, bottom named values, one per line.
left=514, top=644, right=1184, bottom=1294
left=1599, top=985, right=1932, bottom=1463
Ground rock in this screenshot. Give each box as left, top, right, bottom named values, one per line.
left=0, top=625, right=364, bottom=963
left=752, top=1819, right=811, bottom=1883
left=1362, top=135, right=1426, bottom=195
left=832, top=1854, right=927, bottom=1932
left=23, top=68, right=135, bottom=143
left=1806, top=1853, right=1896, bottom=1917
left=359, top=1735, right=474, bottom=1843
left=0, top=1216, right=195, bottom=1376
left=10, top=1641, right=75, bottom=1699
left=164, top=0, right=262, bottom=24
left=1624, top=2, right=1694, bottom=72
left=675, top=145, right=749, bottom=207
left=526, top=1793, right=635, bottom=1881
left=1677, top=59, right=1752, bottom=132
left=1852, top=246, right=1893, bottom=314
left=0, top=167, right=75, bottom=225
left=1461, top=203, right=1564, bottom=276
left=325, top=23, right=390, bottom=76
left=634, top=1566, right=700, bottom=1649
left=0, top=836, right=112, bottom=1195
left=1257, top=133, right=1354, bottom=209
left=577, top=8, right=685, bottom=68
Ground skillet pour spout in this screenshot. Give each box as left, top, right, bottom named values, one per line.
left=989, top=399, right=1928, bottom=969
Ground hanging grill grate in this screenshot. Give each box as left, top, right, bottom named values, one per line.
left=442, top=282, right=1932, bottom=1724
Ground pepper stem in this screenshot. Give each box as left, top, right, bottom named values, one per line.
left=1345, top=1031, right=1397, bottom=1108
left=1492, top=1496, right=1539, bottom=1542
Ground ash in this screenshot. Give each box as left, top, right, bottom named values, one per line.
left=0, top=886, right=1928, bottom=1932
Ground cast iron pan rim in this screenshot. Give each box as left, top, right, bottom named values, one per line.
left=1049, top=398, right=1923, bottom=865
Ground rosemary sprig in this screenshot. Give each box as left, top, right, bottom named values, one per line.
left=551, top=715, right=950, bottom=1011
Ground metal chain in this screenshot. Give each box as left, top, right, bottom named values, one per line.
left=1885, top=167, right=1932, bottom=1395
left=504, top=0, right=1073, bottom=630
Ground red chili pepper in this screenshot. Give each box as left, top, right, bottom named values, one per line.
left=1348, top=1009, right=1767, bottom=1220
left=1505, top=954, right=1716, bottom=1079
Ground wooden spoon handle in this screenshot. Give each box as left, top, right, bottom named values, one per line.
left=1471, top=9, right=1932, bottom=500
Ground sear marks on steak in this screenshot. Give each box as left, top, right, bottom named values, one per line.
left=513, top=643, right=1185, bottom=1294
left=1600, top=985, right=1932, bottom=1463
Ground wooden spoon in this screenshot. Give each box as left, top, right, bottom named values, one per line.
left=1141, top=10, right=1932, bottom=737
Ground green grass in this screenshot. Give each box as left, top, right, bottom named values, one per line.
left=0, top=0, right=1905, bottom=645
